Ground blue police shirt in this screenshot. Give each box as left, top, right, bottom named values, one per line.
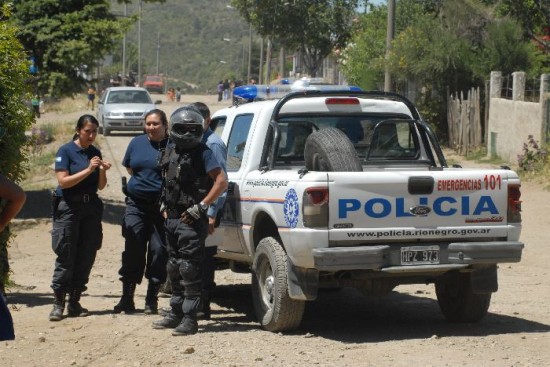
left=123, top=134, right=167, bottom=200
left=202, top=128, right=227, bottom=218
left=54, top=141, right=102, bottom=197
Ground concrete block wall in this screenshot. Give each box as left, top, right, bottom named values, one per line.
left=487, top=72, right=548, bottom=164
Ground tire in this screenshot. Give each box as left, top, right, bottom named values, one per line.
left=304, top=127, right=363, bottom=172
left=252, top=237, right=305, bottom=332
left=103, top=127, right=111, bottom=136
left=435, top=272, right=491, bottom=322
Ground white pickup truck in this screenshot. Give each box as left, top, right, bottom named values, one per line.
left=208, top=89, right=524, bottom=332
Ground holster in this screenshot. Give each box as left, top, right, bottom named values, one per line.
left=122, top=176, right=129, bottom=197
left=51, top=191, right=61, bottom=219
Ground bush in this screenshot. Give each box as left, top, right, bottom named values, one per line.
left=0, top=4, right=35, bottom=287
left=517, top=135, right=548, bottom=172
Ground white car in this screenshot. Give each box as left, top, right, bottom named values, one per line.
left=97, top=86, right=161, bottom=136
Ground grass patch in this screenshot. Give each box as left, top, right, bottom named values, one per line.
left=22, top=121, right=76, bottom=190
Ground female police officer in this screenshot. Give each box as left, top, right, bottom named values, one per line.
left=49, top=114, right=111, bottom=321
left=113, top=109, right=169, bottom=315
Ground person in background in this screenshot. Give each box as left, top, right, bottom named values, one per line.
left=152, top=108, right=227, bottom=336
left=175, top=87, right=182, bottom=103
left=87, top=87, right=96, bottom=111
left=217, top=81, right=223, bottom=102
left=113, top=109, right=169, bottom=315
left=189, top=102, right=227, bottom=320
left=31, top=95, right=40, bottom=118
left=0, top=174, right=26, bottom=341
left=167, top=87, right=175, bottom=102
left=49, top=114, right=111, bottom=322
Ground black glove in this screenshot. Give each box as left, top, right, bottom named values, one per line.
left=181, top=203, right=206, bottom=224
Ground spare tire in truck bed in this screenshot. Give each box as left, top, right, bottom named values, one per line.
left=304, top=127, right=363, bottom=172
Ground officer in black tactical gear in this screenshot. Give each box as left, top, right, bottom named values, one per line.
left=152, top=108, right=227, bottom=336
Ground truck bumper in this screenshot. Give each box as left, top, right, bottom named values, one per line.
left=312, top=241, right=524, bottom=272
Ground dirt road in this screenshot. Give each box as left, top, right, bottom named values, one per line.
left=2, top=94, right=549, bottom=366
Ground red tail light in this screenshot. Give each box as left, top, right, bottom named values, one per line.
left=303, top=187, right=329, bottom=228
left=507, top=184, right=522, bottom=223
left=306, top=187, right=329, bottom=205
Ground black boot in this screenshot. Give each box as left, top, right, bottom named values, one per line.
left=67, top=290, right=89, bottom=317
left=144, top=281, right=161, bottom=315
left=49, top=291, right=66, bottom=321
left=113, top=281, right=136, bottom=314
left=151, top=311, right=182, bottom=329
left=197, top=292, right=211, bottom=320
left=158, top=278, right=172, bottom=298
left=172, top=315, right=198, bottom=336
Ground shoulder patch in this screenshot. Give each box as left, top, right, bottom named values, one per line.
left=55, top=157, right=62, bottom=162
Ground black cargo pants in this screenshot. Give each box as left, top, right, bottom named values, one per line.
left=51, top=196, right=103, bottom=292
left=164, top=217, right=207, bottom=317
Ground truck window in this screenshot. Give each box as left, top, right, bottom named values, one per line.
left=226, top=114, right=253, bottom=171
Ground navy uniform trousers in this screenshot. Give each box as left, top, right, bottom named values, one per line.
left=119, top=197, right=167, bottom=284
left=51, top=197, right=103, bottom=292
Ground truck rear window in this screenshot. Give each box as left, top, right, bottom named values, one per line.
left=276, top=116, right=420, bottom=164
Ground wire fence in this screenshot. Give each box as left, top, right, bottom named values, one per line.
left=500, top=74, right=542, bottom=101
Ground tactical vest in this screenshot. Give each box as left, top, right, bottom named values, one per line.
left=158, top=143, right=213, bottom=211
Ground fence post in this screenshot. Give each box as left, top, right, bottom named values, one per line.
left=490, top=71, right=502, bottom=98
left=512, top=71, right=525, bottom=101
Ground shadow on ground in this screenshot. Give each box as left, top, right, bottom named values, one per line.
left=16, top=189, right=125, bottom=225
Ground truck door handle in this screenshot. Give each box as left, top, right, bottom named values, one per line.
left=227, top=182, right=235, bottom=195
left=408, top=176, right=434, bottom=195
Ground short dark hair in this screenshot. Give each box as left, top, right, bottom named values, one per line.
left=145, top=109, right=168, bottom=127
left=190, top=102, right=210, bottom=120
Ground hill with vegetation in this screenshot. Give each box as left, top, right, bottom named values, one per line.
left=110, top=0, right=260, bottom=93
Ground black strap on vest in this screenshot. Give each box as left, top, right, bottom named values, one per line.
left=159, top=143, right=213, bottom=211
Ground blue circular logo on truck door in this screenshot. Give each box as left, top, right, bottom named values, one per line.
left=284, top=188, right=299, bottom=228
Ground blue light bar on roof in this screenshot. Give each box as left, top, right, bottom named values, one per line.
left=233, top=84, right=362, bottom=101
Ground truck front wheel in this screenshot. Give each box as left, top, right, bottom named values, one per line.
left=435, top=271, right=491, bottom=322
left=252, top=237, right=305, bottom=332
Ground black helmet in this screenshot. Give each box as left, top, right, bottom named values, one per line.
left=169, top=107, right=204, bottom=150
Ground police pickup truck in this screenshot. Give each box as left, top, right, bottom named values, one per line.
left=208, top=86, right=524, bottom=332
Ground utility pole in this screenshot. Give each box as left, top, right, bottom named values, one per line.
left=384, top=0, right=395, bottom=91
left=137, top=0, right=142, bottom=86
left=247, top=24, right=252, bottom=84
left=122, top=3, right=127, bottom=78
left=156, top=31, right=160, bottom=75
left=259, top=38, right=264, bottom=84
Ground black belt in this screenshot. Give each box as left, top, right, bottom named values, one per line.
left=129, top=195, right=159, bottom=206
left=166, top=207, right=189, bottom=219
left=62, top=193, right=98, bottom=203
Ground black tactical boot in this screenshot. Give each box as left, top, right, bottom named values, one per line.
left=197, top=292, right=211, bottom=320
left=67, top=289, right=89, bottom=317
left=172, top=315, right=198, bottom=336
left=158, top=278, right=172, bottom=298
left=49, top=291, right=66, bottom=321
left=113, top=281, right=136, bottom=314
left=151, top=311, right=182, bottom=329
left=144, top=281, right=161, bottom=315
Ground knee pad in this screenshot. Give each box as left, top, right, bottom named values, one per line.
left=167, top=258, right=181, bottom=280
left=179, top=260, right=199, bottom=282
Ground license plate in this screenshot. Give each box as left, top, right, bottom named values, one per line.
left=125, top=121, right=142, bottom=126
left=400, top=245, right=440, bottom=265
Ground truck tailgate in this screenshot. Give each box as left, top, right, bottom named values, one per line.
left=328, top=169, right=513, bottom=242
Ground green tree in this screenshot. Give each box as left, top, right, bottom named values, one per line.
left=230, top=0, right=358, bottom=77
left=0, top=4, right=34, bottom=286
left=481, top=0, right=550, bottom=53
left=2, top=0, right=141, bottom=96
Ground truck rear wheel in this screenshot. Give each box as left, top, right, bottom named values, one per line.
left=435, top=272, right=491, bottom=322
left=252, top=237, right=305, bottom=332
left=304, top=127, right=363, bottom=172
